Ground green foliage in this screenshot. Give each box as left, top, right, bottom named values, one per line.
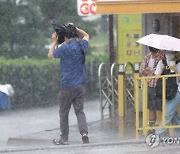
left=0, top=55, right=108, bottom=108
left=89, top=31, right=109, bottom=53
left=0, top=58, right=59, bottom=108
left=0, top=0, right=97, bottom=59
left=0, top=1, right=48, bottom=58
left=86, top=54, right=108, bottom=62
left=85, top=54, right=108, bottom=99
left=0, top=0, right=108, bottom=109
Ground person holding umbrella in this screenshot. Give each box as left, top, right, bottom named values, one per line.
left=137, top=34, right=180, bottom=135
left=139, top=46, right=164, bottom=134
left=154, top=51, right=180, bottom=137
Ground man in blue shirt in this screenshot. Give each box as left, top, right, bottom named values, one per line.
left=48, top=24, right=89, bottom=145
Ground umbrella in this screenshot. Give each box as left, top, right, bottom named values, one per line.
left=136, top=34, right=180, bottom=52
left=52, top=21, right=67, bottom=44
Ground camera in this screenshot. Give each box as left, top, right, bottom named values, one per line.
left=52, top=21, right=78, bottom=44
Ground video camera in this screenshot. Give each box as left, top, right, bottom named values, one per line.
left=52, top=21, right=78, bottom=44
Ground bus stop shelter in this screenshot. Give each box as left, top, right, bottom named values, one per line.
left=96, top=0, right=180, bottom=14
left=96, top=0, right=180, bottom=138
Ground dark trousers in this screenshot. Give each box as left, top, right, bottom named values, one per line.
left=59, top=85, right=88, bottom=141
left=148, top=87, right=162, bottom=111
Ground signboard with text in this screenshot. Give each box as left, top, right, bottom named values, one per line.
left=77, top=0, right=97, bottom=16
left=117, top=14, right=143, bottom=65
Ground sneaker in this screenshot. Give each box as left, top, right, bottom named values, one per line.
left=82, top=134, right=89, bottom=144
left=53, top=139, right=69, bottom=145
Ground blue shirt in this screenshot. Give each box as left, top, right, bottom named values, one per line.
left=53, top=39, right=88, bottom=89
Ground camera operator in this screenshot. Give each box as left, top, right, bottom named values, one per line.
left=48, top=23, right=89, bottom=145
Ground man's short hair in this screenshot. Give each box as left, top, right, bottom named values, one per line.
left=149, top=46, right=159, bottom=52
left=65, top=24, right=78, bottom=38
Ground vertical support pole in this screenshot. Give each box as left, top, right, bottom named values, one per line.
left=118, top=64, right=125, bottom=117
left=117, top=64, right=125, bottom=137
left=98, top=63, right=105, bottom=120
left=110, top=63, right=116, bottom=118
left=142, top=78, right=148, bottom=136
left=162, top=76, right=166, bottom=128
left=108, top=15, right=115, bottom=65
left=134, top=63, right=140, bottom=139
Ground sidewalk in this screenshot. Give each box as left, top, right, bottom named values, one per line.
left=0, top=99, right=140, bottom=152
left=1, top=100, right=180, bottom=153
left=0, top=99, right=101, bottom=145
left=3, top=117, right=180, bottom=154
left=7, top=117, right=137, bottom=147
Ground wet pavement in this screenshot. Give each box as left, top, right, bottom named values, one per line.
left=0, top=99, right=101, bottom=147
left=1, top=99, right=176, bottom=153
left=6, top=117, right=136, bottom=147
left=1, top=142, right=180, bottom=154
left=0, top=99, right=141, bottom=150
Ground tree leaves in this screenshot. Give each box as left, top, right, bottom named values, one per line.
left=0, top=0, right=97, bottom=59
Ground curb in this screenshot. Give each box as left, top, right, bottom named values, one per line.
left=0, top=140, right=145, bottom=153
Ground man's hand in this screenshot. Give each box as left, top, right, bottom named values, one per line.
left=48, top=32, right=58, bottom=58
left=143, top=67, right=154, bottom=76
left=68, top=23, right=74, bottom=25
left=52, top=32, right=58, bottom=44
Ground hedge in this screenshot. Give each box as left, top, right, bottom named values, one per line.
left=0, top=55, right=108, bottom=109
left=0, top=58, right=59, bottom=108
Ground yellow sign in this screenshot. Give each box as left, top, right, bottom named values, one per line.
left=97, top=0, right=180, bottom=14
left=117, top=14, right=142, bottom=65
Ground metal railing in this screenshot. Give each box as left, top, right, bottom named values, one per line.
left=98, top=62, right=135, bottom=119
left=124, top=62, right=135, bottom=115
left=99, top=62, right=180, bottom=139
left=98, top=63, right=118, bottom=119
left=135, top=73, right=180, bottom=138
left=110, top=63, right=119, bottom=117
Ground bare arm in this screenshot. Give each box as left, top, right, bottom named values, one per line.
left=76, top=27, right=89, bottom=41
left=48, top=32, right=58, bottom=58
